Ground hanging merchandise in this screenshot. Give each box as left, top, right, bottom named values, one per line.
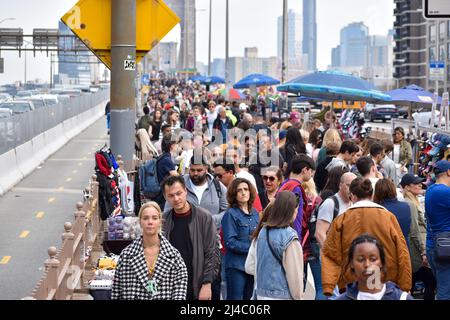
left=95, top=146, right=122, bottom=219
left=117, top=167, right=135, bottom=215
left=417, top=132, right=450, bottom=183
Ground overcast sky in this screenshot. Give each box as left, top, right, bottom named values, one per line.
left=0, top=0, right=395, bottom=85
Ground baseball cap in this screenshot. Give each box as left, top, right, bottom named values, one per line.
left=400, top=173, right=425, bottom=188
left=434, top=160, right=450, bottom=174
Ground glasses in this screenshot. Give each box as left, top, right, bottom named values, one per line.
left=263, top=175, right=276, bottom=182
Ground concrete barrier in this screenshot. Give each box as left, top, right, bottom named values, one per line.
left=0, top=149, right=23, bottom=196
left=15, top=141, right=36, bottom=177
left=31, top=133, right=47, bottom=165
left=0, top=99, right=108, bottom=196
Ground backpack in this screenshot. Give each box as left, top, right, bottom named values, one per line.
left=139, top=156, right=162, bottom=199
left=306, top=195, right=339, bottom=259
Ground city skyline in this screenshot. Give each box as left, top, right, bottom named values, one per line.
left=0, top=0, right=394, bottom=85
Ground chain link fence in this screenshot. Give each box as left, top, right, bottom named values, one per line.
left=0, top=89, right=110, bottom=155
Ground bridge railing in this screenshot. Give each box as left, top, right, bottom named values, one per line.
left=24, top=174, right=102, bottom=300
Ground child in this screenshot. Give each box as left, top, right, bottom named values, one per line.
left=336, top=234, right=414, bottom=300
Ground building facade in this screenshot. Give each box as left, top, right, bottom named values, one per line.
left=303, top=0, right=317, bottom=71
left=145, top=42, right=178, bottom=74
left=277, top=9, right=307, bottom=79
left=57, top=21, right=92, bottom=86
left=426, top=19, right=450, bottom=93
left=228, top=48, right=279, bottom=84
left=331, top=22, right=394, bottom=90
left=393, top=0, right=427, bottom=89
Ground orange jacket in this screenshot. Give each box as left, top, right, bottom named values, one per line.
left=321, top=201, right=412, bottom=296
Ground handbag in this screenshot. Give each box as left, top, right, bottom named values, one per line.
left=434, top=231, right=450, bottom=260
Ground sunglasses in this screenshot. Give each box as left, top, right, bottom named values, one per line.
left=263, top=175, right=276, bottom=182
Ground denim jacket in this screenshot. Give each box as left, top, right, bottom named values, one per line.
left=336, top=281, right=414, bottom=300
left=222, top=207, right=259, bottom=272
left=256, top=226, right=298, bottom=299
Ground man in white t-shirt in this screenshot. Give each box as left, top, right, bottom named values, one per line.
left=315, top=172, right=357, bottom=248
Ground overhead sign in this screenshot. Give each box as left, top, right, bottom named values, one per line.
left=424, top=0, right=450, bottom=18
left=429, top=61, right=445, bottom=81
left=61, top=0, right=180, bottom=69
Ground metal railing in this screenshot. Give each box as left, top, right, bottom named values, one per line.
left=24, top=175, right=102, bottom=300
left=0, top=89, right=110, bottom=155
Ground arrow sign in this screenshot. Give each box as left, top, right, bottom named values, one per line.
left=61, top=0, right=180, bottom=69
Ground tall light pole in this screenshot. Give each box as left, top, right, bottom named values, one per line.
left=208, top=0, right=212, bottom=76
left=0, top=17, right=15, bottom=25
left=281, top=0, right=288, bottom=83
left=225, top=0, right=229, bottom=88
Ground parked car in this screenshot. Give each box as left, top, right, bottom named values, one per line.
left=0, top=93, right=12, bottom=103
left=0, top=108, right=13, bottom=118
left=16, top=97, right=47, bottom=109
left=367, top=104, right=399, bottom=122
left=33, top=94, right=59, bottom=106
left=0, top=101, right=35, bottom=114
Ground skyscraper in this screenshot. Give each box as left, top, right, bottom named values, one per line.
left=340, top=22, right=369, bottom=67
left=303, top=0, right=317, bottom=71
left=278, top=9, right=307, bottom=79
left=393, top=0, right=427, bottom=89
left=278, top=10, right=303, bottom=65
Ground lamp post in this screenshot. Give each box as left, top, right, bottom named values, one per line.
left=0, top=18, right=15, bottom=25
left=225, top=0, right=229, bottom=88
left=281, top=0, right=288, bottom=83
left=208, top=0, right=212, bottom=76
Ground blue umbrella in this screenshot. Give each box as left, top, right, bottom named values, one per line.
left=201, top=76, right=225, bottom=85
left=189, top=75, right=207, bottom=82
left=387, top=84, right=442, bottom=105
left=233, top=73, right=280, bottom=89
left=277, top=70, right=392, bottom=104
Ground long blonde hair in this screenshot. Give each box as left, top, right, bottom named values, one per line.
left=302, top=179, right=318, bottom=198
left=403, top=188, right=420, bottom=208
left=322, top=128, right=342, bottom=149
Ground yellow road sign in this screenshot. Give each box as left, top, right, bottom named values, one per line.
left=61, top=0, right=180, bottom=69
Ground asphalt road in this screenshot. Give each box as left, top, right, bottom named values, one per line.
left=0, top=116, right=108, bottom=300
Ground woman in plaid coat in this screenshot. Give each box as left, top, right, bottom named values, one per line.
left=112, top=202, right=188, bottom=300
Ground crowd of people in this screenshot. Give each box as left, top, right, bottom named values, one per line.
left=111, top=75, right=450, bottom=301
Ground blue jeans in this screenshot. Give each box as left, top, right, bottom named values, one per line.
left=106, top=113, right=111, bottom=130
left=225, top=267, right=254, bottom=300
left=427, top=248, right=450, bottom=300
left=304, top=256, right=327, bottom=300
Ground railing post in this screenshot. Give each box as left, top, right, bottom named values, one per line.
left=44, top=247, right=60, bottom=299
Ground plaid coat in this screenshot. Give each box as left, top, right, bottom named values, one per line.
left=111, top=235, right=188, bottom=300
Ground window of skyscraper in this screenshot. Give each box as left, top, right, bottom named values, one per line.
left=430, top=25, right=436, bottom=41
left=439, top=22, right=446, bottom=39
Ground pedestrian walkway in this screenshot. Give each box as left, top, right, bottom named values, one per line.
left=0, top=116, right=108, bottom=300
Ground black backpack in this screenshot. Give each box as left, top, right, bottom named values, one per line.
left=308, top=195, right=339, bottom=259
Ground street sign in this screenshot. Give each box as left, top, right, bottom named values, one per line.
left=424, top=0, right=450, bottom=19
left=429, top=61, right=445, bottom=81
left=61, top=0, right=180, bottom=69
